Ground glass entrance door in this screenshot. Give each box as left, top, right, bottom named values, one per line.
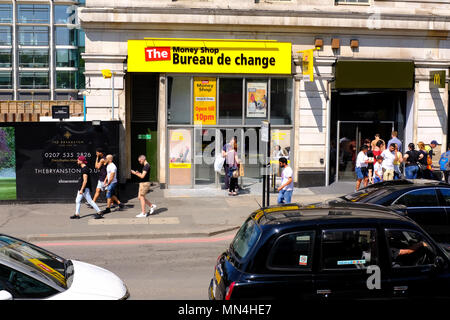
left=336, top=121, right=394, bottom=182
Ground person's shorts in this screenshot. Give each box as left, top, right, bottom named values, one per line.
left=97, top=180, right=106, bottom=192
left=356, top=167, right=368, bottom=179
left=106, top=182, right=117, bottom=199
left=138, top=182, right=151, bottom=197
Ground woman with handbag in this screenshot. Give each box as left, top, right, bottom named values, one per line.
left=226, top=141, right=240, bottom=196
left=417, top=141, right=430, bottom=179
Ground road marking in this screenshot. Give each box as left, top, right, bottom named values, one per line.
left=88, top=217, right=180, bottom=225
left=34, top=234, right=235, bottom=247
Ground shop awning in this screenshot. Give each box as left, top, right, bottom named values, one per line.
left=334, top=60, right=414, bottom=90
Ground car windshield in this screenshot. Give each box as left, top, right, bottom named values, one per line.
left=0, top=235, right=68, bottom=290
left=230, top=218, right=261, bottom=261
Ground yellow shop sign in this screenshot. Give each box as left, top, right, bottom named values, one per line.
left=128, top=38, right=292, bottom=74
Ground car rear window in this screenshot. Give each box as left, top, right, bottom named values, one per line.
left=230, top=218, right=261, bottom=261
left=343, top=189, right=390, bottom=203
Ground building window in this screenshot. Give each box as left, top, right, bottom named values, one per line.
left=270, top=78, right=292, bottom=125
left=0, top=4, right=12, bottom=23
left=219, top=78, right=243, bottom=125
left=54, top=5, right=76, bottom=24
left=56, top=71, right=77, bottom=89
left=56, top=49, right=78, bottom=67
left=19, top=49, right=49, bottom=68
left=18, top=4, right=50, bottom=24
left=19, top=71, right=49, bottom=89
left=0, top=71, right=12, bottom=89
left=55, top=27, right=77, bottom=46
left=0, top=26, right=11, bottom=46
left=167, top=76, right=191, bottom=124
left=18, top=26, right=49, bottom=46
left=0, top=49, right=12, bottom=68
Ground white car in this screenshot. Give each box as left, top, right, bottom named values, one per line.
left=0, top=234, right=129, bottom=300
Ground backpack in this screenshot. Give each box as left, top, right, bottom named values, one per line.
left=440, top=152, right=450, bottom=171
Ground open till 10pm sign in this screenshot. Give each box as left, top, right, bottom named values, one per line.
left=127, top=38, right=292, bottom=74
left=193, top=77, right=216, bottom=125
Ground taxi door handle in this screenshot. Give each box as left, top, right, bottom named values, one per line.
left=316, top=289, right=332, bottom=297
left=393, top=286, right=408, bottom=293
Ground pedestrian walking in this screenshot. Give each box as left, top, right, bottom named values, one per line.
left=131, top=155, right=157, bottom=217
left=364, top=139, right=374, bottom=184
left=102, top=154, right=124, bottom=214
left=439, top=145, right=450, bottom=183
left=226, top=142, right=240, bottom=196
left=403, top=143, right=421, bottom=179
left=381, top=143, right=398, bottom=181
left=277, top=157, right=294, bottom=204
left=70, top=156, right=103, bottom=220
left=355, top=145, right=369, bottom=191
left=387, top=131, right=402, bottom=152
left=90, top=147, right=107, bottom=206
left=222, top=136, right=236, bottom=190
left=417, top=141, right=431, bottom=179
left=373, top=156, right=384, bottom=184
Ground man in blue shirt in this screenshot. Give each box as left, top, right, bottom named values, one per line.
left=387, top=131, right=402, bottom=152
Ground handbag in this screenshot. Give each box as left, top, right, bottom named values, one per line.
left=239, top=163, right=244, bottom=177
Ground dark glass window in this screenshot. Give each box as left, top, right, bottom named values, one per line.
left=19, top=72, right=49, bottom=89
left=167, top=76, right=191, bottom=124
left=395, top=189, right=439, bottom=207
left=268, top=231, right=314, bottom=269
left=0, top=71, right=12, bottom=89
left=56, top=71, right=77, bottom=89
left=321, top=229, right=378, bottom=269
left=0, top=4, right=12, bottom=23
left=55, top=27, right=77, bottom=46
left=386, top=229, right=436, bottom=268
left=0, top=26, right=11, bottom=45
left=19, top=49, right=49, bottom=68
left=56, top=49, right=78, bottom=67
left=219, top=78, right=243, bottom=125
left=270, top=78, right=292, bottom=125
left=437, top=188, right=450, bottom=206
left=18, top=26, right=49, bottom=46
left=0, top=49, right=12, bottom=68
left=18, top=4, right=50, bottom=24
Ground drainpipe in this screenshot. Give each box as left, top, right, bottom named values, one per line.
left=325, top=80, right=331, bottom=186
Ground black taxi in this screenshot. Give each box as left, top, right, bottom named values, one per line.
left=209, top=202, right=450, bottom=300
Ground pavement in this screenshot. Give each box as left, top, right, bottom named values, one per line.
left=0, top=181, right=356, bottom=242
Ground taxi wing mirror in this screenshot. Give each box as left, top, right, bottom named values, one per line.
left=389, top=204, right=407, bottom=214
left=0, top=290, right=13, bottom=300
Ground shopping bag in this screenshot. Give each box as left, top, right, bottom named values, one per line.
left=214, top=156, right=225, bottom=173
left=239, top=164, right=244, bottom=177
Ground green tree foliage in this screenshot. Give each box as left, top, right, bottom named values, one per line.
left=0, top=127, right=15, bottom=169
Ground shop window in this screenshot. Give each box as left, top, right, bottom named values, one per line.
left=0, top=49, right=11, bottom=68
left=0, top=26, right=11, bottom=45
left=18, top=26, right=49, bottom=46
left=219, top=78, right=243, bottom=125
left=18, top=4, right=50, bottom=24
left=167, top=76, right=191, bottom=124
left=19, top=49, right=49, bottom=68
left=0, top=71, right=12, bottom=89
left=0, top=4, right=12, bottom=23
left=270, top=78, right=292, bottom=125
left=245, top=79, right=268, bottom=125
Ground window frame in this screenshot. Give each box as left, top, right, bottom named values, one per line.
left=0, top=4, right=13, bottom=23
left=384, top=228, right=438, bottom=270
left=266, top=230, right=315, bottom=272
left=319, top=227, right=379, bottom=272
left=18, top=25, right=49, bottom=46
left=392, top=187, right=441, bottom=208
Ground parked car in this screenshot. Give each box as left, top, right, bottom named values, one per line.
left=0, top=234, right=129, bottom=300
left=335, top=179, right=450, bottom=243
left=209, top=203, right=450, bottom=300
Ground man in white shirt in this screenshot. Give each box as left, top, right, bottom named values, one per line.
left=101, top=154, right=124, bottom=215
left=381, top=143, right=398, bottom=181
left=277, top=157, right=294, bottom=204
left=355, top=145, right=369, bottom=191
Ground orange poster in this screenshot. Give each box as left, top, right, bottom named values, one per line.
left=193, top=77, right=217, bottom=125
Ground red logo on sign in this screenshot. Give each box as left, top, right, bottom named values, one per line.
left=145, top=47, right=171, bottom=61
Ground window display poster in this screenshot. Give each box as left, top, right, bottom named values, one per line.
left=271, top=130, right=291, bottom=176
left=0, top=127, right=16, bottom=200
left=193, top=77, right=216, bottom=125
left=246, top=82, right=267, bottom=118
left=169, top=129, right=192, bottom=185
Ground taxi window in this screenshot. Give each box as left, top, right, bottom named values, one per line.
left=321, top=229, right=378, bottom=270
left=230, top=218, right=261, bottom=261
left=268, top=231, right=314, bottom=270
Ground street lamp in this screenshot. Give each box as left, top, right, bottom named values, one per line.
left=101, top=69, right=115, bottom=120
